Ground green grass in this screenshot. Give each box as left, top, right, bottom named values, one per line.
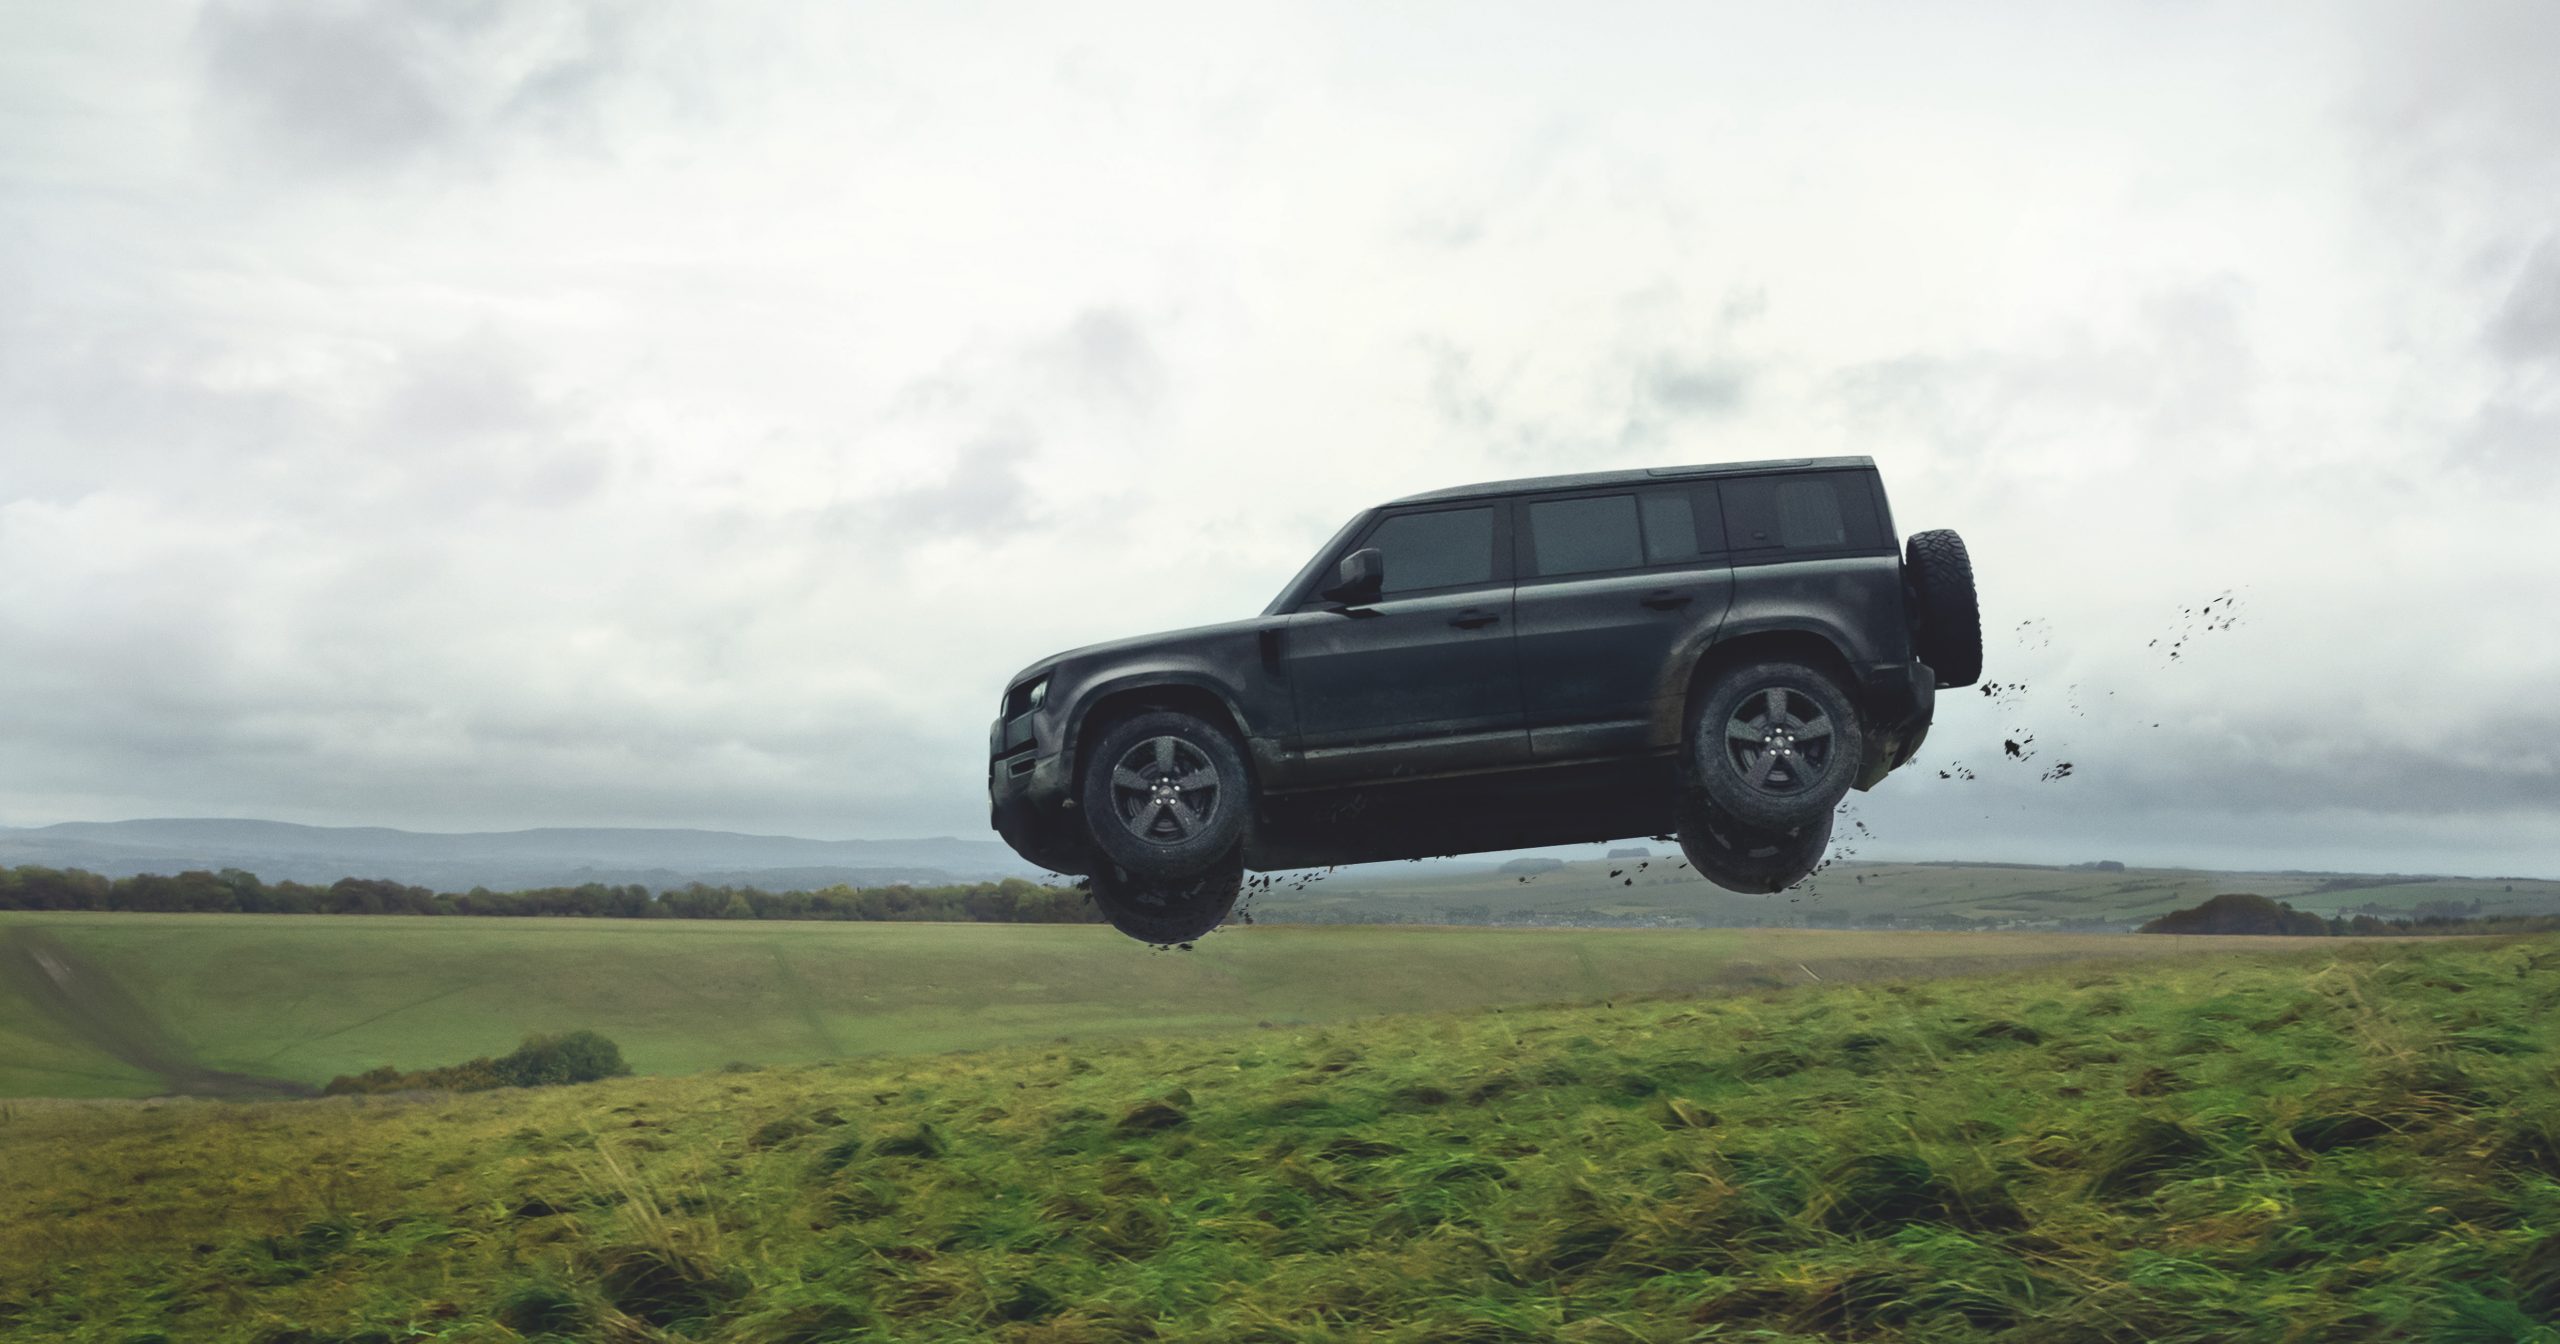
left=2, top=934, right=2556, bottom=1342
left=0, top=912, right=2316, bottom=1099
left=1273, top=857, right=2560, bottom=928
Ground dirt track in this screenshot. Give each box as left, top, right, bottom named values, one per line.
left=0, top=927, right=313, bottom=1099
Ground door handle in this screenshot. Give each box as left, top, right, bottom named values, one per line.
left=1639, top=590, right=1693, bottom=610
left=1449, top=609, right=1501, bottom=629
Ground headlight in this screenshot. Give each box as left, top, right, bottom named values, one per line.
left=1006, top=675, right=1051, bottom=718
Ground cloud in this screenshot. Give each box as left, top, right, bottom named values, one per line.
left=2488, top=237, right=2560, bottom=365
left=196, top=1, right=454, bottom=171
left=1416, top=288, right=1763, bottom=466
left=2351, top=0, right=2560, bottom=194
left=0, top=2, right=2554, bottom=876
left=192, top=0, right=646, bottom=174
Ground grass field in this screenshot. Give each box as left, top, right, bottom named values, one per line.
left=2, top=933, right=2555, bottom=1342
left=0, top=912, right=2336, bottom=1100
left=1266, top=856, right=2560, bottom=928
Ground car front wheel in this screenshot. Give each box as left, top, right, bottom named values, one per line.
left=1078, top=710, right=1250, bottom=879
left=1085, top=847, right=1244, bottom=946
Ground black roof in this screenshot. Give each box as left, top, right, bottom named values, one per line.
left=1386, top=455, right=1874, bottom=506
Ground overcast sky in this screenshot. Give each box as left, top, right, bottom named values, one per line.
left=2, top=2, right=2555, bottom=877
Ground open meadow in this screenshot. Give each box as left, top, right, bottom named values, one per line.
left=0, top=912, right=2342, bottom=1100
left=1261, top=857, right=2560, bottom=929
left=2, top=933, right=2555, bottom=1342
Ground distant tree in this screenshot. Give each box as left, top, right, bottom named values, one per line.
left=2138, top=893, right=2328, bottom=936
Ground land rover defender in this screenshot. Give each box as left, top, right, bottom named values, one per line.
left=990, top=457, right=1979, bottom=942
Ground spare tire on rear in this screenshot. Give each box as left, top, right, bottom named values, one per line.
left=1904, top=529, right=1981, bottom=689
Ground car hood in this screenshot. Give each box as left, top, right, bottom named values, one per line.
left=1006, top=616, right=1271, bottom=688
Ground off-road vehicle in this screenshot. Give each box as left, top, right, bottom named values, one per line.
left=990, top=457, right=1979, bottom=942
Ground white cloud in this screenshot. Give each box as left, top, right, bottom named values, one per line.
left=0, top=2, right=2553, bottom=875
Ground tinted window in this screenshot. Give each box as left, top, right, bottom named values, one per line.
left=1775, top=479, right=1847, bottom=547
left=1528, top=495, right=1640, bottom=576
left=1365, top=507, right=1495, bottom=593
left=1639, top=490, right=1700, bottom=564
left=1720, top=473, right=1880, bottom=553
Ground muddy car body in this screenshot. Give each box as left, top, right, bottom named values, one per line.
left=990, top=456, right=1979, bottom=938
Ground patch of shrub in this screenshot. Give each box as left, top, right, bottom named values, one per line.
left=2137, top=892, right=2329, bottom=935
left=322, top=1031, right=629, bottom=1096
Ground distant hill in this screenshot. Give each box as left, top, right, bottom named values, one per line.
left=0, top=819, right=1044, bottom=891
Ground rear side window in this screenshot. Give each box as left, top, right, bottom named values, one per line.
left=1363, top=507, right=1496, bottom=593
left=1775, top=480, right=1847, bottom=546
left=1527, top=495, right=1641, bottom=576
left=1720, top=473, right=1883, bottom=555
left=1639, top=487, right=1722, bottom=564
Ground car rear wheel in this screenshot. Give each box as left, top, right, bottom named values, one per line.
left=1079, top=710, right=1250, bottom=879
left=1085, top=846, right=1244, bottom=946
left=1686, top=660, right=1864, bottom=836
left=1676, top=793, right=1834, bottom=895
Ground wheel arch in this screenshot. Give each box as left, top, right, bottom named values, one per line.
left=1065, top=676, right=1256, bottom=797
left=1667, top=626, right=1860, bottom=748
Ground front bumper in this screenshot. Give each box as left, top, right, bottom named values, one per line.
left=988, top=737, right=1090, bottom=876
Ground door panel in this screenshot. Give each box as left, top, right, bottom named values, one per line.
left=1511, top=486, right=1733, bottom=759
left=1515, top=567, right=1730, bottom=756
left=1279, top=589, right=1523, bottom=785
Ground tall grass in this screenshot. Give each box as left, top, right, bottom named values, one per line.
left=2, top=936, right=2556, bottom=1341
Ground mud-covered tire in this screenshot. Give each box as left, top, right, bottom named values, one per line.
left=1905, top=529, right=1981, bottom=689
left=1686, top=660, right=1864, bottom=836
left=1079, top=710, right=1249, bottom=879
left=1676, top=794, right=1834, bottom=895
left=1085, top=847, right=1244, bottom=946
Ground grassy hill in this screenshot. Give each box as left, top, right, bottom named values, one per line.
left=1260, top=857, right=2560, bottom=929
left=2, top=935, right=2555, bottom=1342
left=0, top=913, right=2320, bottom=1100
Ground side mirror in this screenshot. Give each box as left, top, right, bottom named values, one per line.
left=1320, top=547, right=1384, bottom=605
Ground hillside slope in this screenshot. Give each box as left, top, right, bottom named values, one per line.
left=0, top=818, right=1039, bottom=890
left=0, top=914, right=2322, bottom=1099
left=3, top=937, right=2556, bottom=1341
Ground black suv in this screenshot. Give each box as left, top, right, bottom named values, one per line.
left=991, top=456, right=1979, bottom=943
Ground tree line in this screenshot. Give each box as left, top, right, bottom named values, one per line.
left=0, top=865, right=1100, bottom=924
